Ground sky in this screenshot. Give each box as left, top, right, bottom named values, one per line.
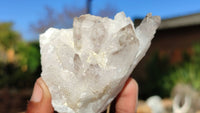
left=1, top=0, right=200, bottom=41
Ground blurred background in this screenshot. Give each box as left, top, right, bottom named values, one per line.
left=0, top=0, right=200, bottom=112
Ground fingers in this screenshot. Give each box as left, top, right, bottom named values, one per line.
left=115, top=77, right=138, bottom=113
left=26, top=77, right=54, bottom=113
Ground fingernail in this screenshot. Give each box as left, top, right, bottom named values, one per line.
left=30, top=82, right=42, bottom=102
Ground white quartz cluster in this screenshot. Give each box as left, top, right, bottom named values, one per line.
left=40, top=12, right=161, bottom=113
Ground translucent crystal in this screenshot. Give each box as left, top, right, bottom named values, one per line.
left=40, top=12, right=161, bottom=113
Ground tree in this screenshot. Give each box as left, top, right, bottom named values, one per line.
left=30, top=6, right=87, bottom=34
left=96, top=5, right=118, bottom=18
left=0, top=22, right=41, bottom=88
left=30, top=2, right=118, bottom=35
left=0, top=22, right=22, bottom=50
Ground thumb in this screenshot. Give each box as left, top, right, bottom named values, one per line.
left=26, top=77, right=54, bottom=113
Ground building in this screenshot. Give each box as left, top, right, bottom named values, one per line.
left=133, top=13, right=200, bottom=98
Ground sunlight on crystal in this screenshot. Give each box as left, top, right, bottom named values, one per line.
left=40, top=12, right=161, bottom=113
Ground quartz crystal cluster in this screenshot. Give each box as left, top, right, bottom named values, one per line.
left=40, top=12, right=161, bottom=113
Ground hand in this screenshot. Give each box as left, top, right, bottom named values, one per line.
left=26, top=77, right=138, bottom=113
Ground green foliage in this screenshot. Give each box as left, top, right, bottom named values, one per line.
left=163, top=43, right=200, bottom=92
left=144, top=52, right=172, bottom=97
left=0, top=22, right=21, bottom=49
left=145, top=43, right=200, bottom=97
left=15, top=41, right=40, bottom=72
left=0, top=22, right=41, bottom=88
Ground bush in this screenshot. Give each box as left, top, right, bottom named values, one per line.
left=162, top=43, right=200, bottom=93
left=0, top=42, right=41, bottom=88
left=144, top=43, right=200, bottom=97
left=144, top=52, right=172, bottom=97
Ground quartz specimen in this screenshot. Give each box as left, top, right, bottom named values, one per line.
left=40, top=12, right=161, bottom=113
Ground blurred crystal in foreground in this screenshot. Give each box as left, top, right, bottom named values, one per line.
left=40, top=12, right=161, bottom=113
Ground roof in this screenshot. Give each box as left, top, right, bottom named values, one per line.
left=159, top=13, right=200, bottom=29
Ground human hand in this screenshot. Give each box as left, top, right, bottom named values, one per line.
left=26, top=77, right=138, bottom=113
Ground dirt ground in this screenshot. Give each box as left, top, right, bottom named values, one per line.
left=0, top=88, right=32, bottom=113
